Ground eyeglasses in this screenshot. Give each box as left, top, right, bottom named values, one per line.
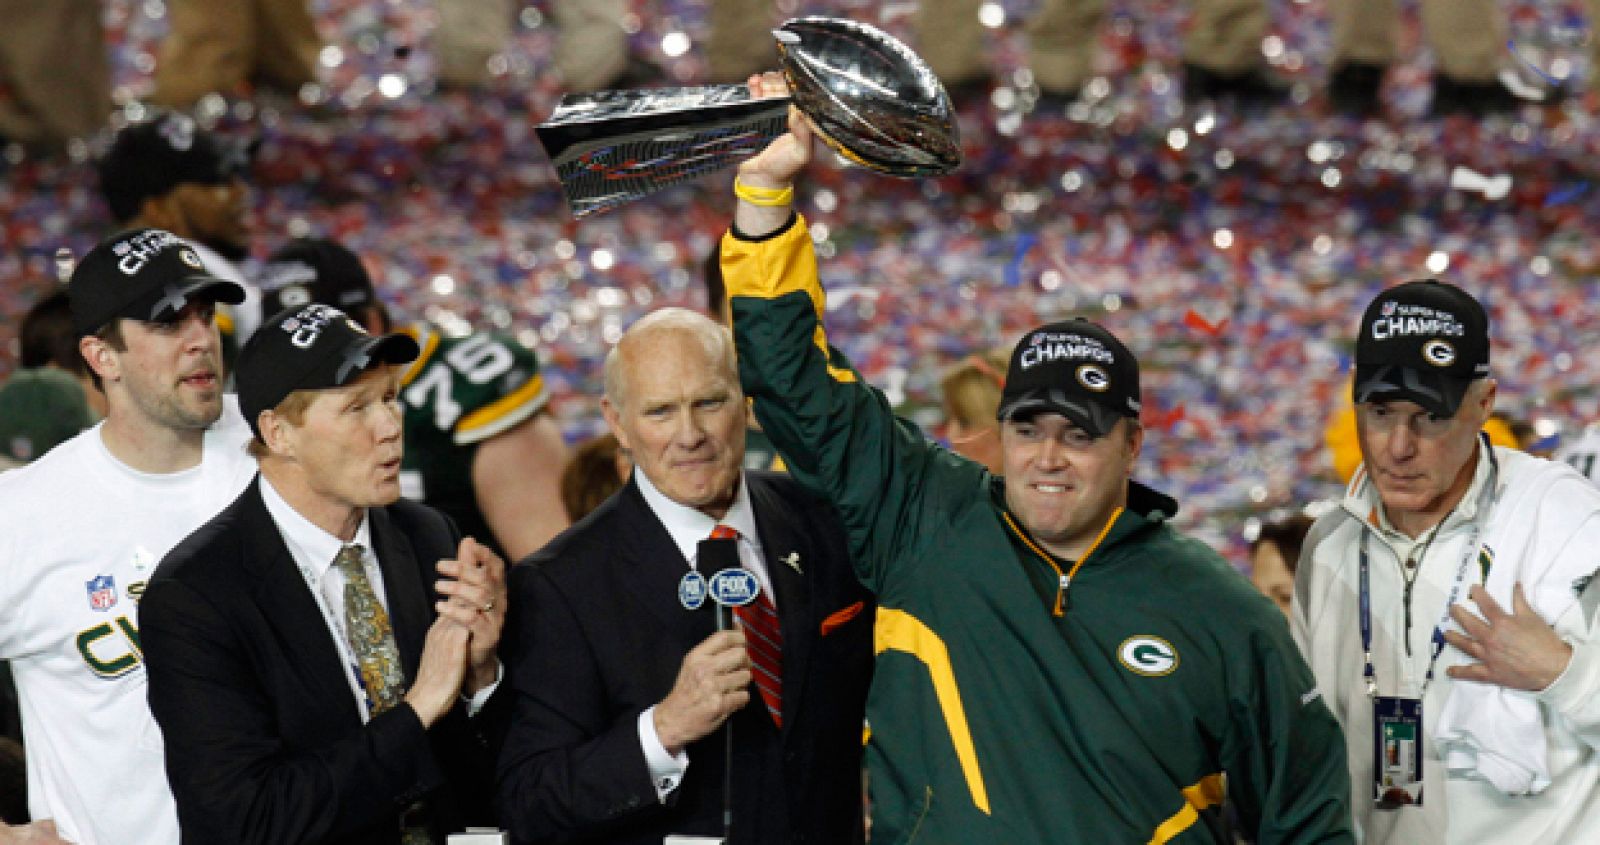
left=1357, top=403, right=1456, bottom=438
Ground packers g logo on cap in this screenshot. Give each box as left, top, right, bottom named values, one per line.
left=1118, top=635, right=1178, bottom=677
left=1077, top=364, right=1110, bottom=392
left=1421, top=339, right=1455, bottom=367
left=178, top=249, right=204, bottom=271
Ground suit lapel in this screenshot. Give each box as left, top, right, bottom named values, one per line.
left=369, top=506, right=430, bottom=681
left=613, top=479, right=719, bottom=639
left=237, top=480, right=363, bottom=726
left=748, top=477, right=814, bottom=734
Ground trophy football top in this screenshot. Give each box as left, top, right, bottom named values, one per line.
left=536, top=16, right=961, bottom=219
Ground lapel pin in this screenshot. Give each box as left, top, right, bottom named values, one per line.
left=782, top=552, right=803, bottom=575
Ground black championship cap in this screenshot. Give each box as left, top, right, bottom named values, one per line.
left=258, top=238, right=377, bottom=325
left=68, top=228, right=246, bottom=337
left=1353, top=279, right=1490, bottom=418
left=237, top=304, right=420, bottom=439
left=98, top=112, right=253, bottom=223
left=997, top=318, right=1141, bottom=437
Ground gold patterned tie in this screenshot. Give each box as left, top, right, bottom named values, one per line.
left=334, top=545, right=432, bottom=844
left=332, top=544, right=405, bottom=715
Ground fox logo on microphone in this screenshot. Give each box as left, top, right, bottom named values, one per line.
left=708, top=569, right=761, bottom=607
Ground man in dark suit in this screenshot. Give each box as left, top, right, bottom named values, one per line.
left=141, top=303, right=510, bottom=844
left=497, top=307, right=874, bottom=844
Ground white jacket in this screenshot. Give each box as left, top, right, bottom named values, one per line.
left=1293, top=445, right=1600, bottom=844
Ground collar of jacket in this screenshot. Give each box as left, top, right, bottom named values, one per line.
left=1342, top=435, right=1493, bottom=549
left=992, top=477, right=1178, bottom=560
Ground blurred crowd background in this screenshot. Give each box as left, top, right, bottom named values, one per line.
left=4, top=0, right=1600, bottom=563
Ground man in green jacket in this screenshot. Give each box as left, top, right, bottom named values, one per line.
left=717, top=83, right=1352, bottom=844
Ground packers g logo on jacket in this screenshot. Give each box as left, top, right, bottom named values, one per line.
left=1118, top=636, right=1179, bottom=676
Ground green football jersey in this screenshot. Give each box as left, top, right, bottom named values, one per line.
left=397, top=324, right=548, bottom=558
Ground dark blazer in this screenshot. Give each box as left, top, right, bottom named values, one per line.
left=141, top=478, right=508, bottom=845
left=497, top=471, right=874, bottom=845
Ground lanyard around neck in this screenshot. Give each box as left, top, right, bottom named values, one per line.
left=1359, top=439, right=1499, bottom=698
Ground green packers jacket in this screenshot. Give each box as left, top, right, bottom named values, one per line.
left=722, top=214, right=1352, bottom=844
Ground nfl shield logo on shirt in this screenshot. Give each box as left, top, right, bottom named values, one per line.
left=86, top=575, right=118, bottom=612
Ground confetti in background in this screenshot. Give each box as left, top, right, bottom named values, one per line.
left=4, top=0, right=1600, bottom=562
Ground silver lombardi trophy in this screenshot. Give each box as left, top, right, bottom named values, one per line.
left=535, top=16, right=962, bottom=219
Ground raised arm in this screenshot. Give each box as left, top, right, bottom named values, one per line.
left=732, top=75, right=815, bottom=239
left=722, top=78, right=981, bottom=589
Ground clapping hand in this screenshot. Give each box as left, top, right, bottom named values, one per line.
left=433, top=537, right=507, bottom=694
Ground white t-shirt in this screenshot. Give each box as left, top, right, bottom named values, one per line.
left=0, top=398, right=255, bottom=845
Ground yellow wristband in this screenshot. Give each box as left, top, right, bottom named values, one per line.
left=734, top=177, right=794, bottom=207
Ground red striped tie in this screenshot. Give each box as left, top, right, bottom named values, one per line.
left=710, top=524, right=783, bottom=727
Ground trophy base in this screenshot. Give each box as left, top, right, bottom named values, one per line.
left=537, top=85, right=791, bottom=218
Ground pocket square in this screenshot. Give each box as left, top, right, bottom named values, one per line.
left=820, top=601, right=865, bottom=637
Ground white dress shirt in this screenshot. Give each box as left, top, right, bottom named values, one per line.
left=632, top=469, right=775, bottom=801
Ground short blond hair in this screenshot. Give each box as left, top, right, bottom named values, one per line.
left=246, top=390, right=319, bottom=459
left=940, top=348, right=1010, bottom=430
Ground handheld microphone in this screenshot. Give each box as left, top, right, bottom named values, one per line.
left=694, top=534, right=743, bottom=843
left=696, top=536, right=742, bottom=631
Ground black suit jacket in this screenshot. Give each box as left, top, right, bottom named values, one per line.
left=497, top=472, right=874, bottom=845
left=141, top=478, right=508, bottom=844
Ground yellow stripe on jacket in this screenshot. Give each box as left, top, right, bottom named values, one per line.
left=721, top=215, right=856, bottom=384
left=874, top=608, right=991, bottom=815
left=1148, top=772, right=1226, bottom=844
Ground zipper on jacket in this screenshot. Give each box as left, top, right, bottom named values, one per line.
left=1396, top=507, right=1453, bottom=657
left=1401, top=562, right=1415, bottom=657
left=1003, top=507, right=1123, bottom=617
